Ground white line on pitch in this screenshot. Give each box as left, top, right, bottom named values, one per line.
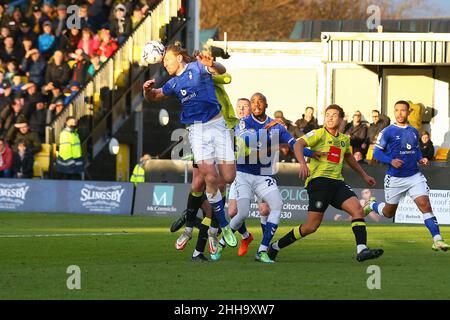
left=0, top=233, right=138, bottom=238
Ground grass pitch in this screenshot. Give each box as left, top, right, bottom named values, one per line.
left=0, top=212, right=449, bottom=300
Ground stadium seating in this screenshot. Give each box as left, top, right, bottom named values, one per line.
left=33, top=143, right=52, bottom=178
left=366, top=145, right=374, bottom=161
left=434, top=148, right=449, bottom=162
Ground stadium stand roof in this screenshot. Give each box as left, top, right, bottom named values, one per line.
left=290, top=19, right=450, bottom=41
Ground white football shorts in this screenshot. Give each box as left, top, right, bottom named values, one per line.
left=187, top=116, right=235, bottom=163
left=384, top=172, right=430, bottom=205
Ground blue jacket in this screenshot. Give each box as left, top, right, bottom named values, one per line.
left=21, top=57, right=47, bottom=87
left=38, top=33, right=56, bottom=54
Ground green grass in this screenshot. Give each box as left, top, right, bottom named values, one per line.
left=0, top=213, right=449, bottom=299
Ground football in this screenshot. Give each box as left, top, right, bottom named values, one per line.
left=141, top=41, right=165, bottom=65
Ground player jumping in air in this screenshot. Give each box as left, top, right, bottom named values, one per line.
left=365, top=100, right=449, bottom=252
left=268, top=104, right=384, bottom=262
left=143, top=42, right=238, bottom=250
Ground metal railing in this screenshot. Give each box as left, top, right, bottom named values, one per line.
left=46, top=0, right=183, bottom=147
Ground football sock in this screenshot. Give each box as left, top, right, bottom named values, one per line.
left=352, top=219, right=368, bottom=254
left=195, top=223, right=209, bottom=253
left=186, top=191, right=204, bottom=228
left=206, top=190, right=228, bottom=228
left=423, top=213, right=443, bottom=241
left=260, top=215, right=268, bottom=234
left=259, top=222, right=278, bottom=252
left=371, top=201, right=386, bottom=217
left=275, top=225, right=303, bottom=250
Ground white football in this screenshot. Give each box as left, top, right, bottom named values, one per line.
left=141, top=41, right=165, bottom=65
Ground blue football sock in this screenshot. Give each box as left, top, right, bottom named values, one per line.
left=260, top=223, right=266, bottom=235
left=424, top=213, right=441, bottom=239
left=261, top=222, right=278, bottom=248
left=211, top=200, right=228, bottom=228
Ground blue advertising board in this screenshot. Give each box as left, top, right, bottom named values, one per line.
left=0, top=179, right=134, bottom=215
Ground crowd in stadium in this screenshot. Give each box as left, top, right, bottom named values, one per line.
left=0, top=1, right=154, bottom=178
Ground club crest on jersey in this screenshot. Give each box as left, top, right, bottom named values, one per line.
left=239, top=121, right=246, bottom=130
left=188, top=71, right=193, bottom=80
left=180, top=89, right=187, bottom=96
left=341, top=141, right=346, bottom=147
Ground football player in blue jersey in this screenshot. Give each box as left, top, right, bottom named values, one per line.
left=365, top=100, right=449, bottom=252
left=143, top=42, right=238, bottom=249
left=211, top=92, right=322, bottom=263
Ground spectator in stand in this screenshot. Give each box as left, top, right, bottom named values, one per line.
left=110, top=4, right=132, bottom=45
left=44, top=83, right=64, bottom=105
left=29, top=96, right=47, bottom=142
left=38, top=20, right=56, bottom=58
left=87, top=0, right=108, bottom=33
left=18, top=22, right=37, bottom=47
left=46, top=98, right=64, bottom=125
left=5, top=61, right=18, bottom=83
left=367, top=110, right=390, bottom=147
left=20, top=37, right=35, bottom=65
left=42, top=2, right=56, bottom=21
left=0, top=36, right=22, bottom=64
left=21, top=48, right=46, bottom=87
left=96, top=25, right=118, bottom=62
left=70, top=49, right=89, bottom=85
left=78, top=5, right=92, bottom=31
left=0, top=5, right=5, bottom=30
left=132, top=5, right=145, bottom=29
left=44, top=50, right=71, bottom=89
left=0, top=82, right=13, bottom=114
left=58, top=27, right=81, bottom=54
left=64, top=81, right=82, bottom=105
left=0, top=26, right=11, bottom=43
left=3, top=98, right=26, bottom=142
left=419, top=131, right=435, bottom=161
left=295, top=106, right=319, bottom=136
left=31, top=5, right=49, bottom=35
left=12, top=139, right=34, bottom=179
left=353, top=149, right=368, bottom=165
left=11, top=117, right=42, bottom=154
left=274, top=110, right=300, bottom=163
left=11, top=74, right=25, bottom=95
left=52, top=4, right=68, bottom=38
left=87, top=52, right=102, bottom=77
left=274, top=110, right=301, bottom=139
left=77, top=27, right=99, bottom=58
left=0, top=138, right=13, bottom=178
left=5, top=7, right=24, bottom=39
left=21, top=81, right=44, bottom=119
left=345, top=110, right=368, bottom=155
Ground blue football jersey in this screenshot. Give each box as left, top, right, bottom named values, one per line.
left=235, top=115, right=296, bottom=176
left=375, top=124, right=422, bottom=177
left=162, top=61, right=221, bottom=125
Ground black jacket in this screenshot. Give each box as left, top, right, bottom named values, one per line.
left=12, top=151, right=34, bottom=179
left=45, top=61, right=71, bottom=88
left=419, top=140, right=435, bottom=161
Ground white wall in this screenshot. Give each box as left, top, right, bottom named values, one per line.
left=215, top=42, right=322, bottom=123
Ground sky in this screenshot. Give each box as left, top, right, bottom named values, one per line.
left=409, top=0, right=450, bottom=17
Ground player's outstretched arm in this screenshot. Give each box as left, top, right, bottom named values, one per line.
left=344, top=153, right=376, bottom=187
left=143, top=79, right=167, bottom=102
left=196, top=52, right=226, bottom=75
